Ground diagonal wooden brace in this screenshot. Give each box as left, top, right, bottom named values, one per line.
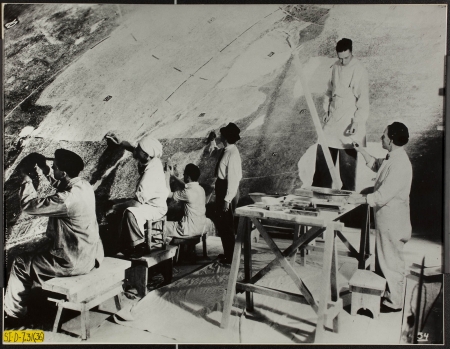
left=252, top=218, right=319, bottom=313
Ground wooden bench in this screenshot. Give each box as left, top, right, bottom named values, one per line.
left=349, top=269, right=386, bottom=319
left=42, top=257, right=131, bottom=340
left=117, top=245, right=178, bottom=298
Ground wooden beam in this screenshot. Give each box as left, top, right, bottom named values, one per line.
left=249, top=225, right=325, bottom=285
left=296, top=58, right=342, bottom=189
left=236, top=282, right=309, bottom=305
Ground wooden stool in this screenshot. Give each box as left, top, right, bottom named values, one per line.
left=117, top=245, right=178, bottom=297
left=145, top=217, right=167, bottom=250
left=171, top=234, right=207, bottom=263
left=349, top=270, right=386, bottom=319
left=42, top=257, right=131, bottom=340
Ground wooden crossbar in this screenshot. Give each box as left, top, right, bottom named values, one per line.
left=252, top=218, right=319, bottom=313
left=236, top=282, right=309, bottom=305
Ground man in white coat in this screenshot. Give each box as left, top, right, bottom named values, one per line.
left=348, top=122, right=412, bottom=311
left=313, top=38, right=369, bottom=190
left=106, top=133, right=169, bottom=258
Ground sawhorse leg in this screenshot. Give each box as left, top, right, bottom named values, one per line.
left=220, top=216, right=246, bottom=328
left=358, top=204, right=371, bottom=270
left=244, top=218, right=254, bottom=311
left=315, top=222, right=343, bottom=343
left=80, top=304, right=90, bottom=340
left=53, top=301, right=64, bottom=333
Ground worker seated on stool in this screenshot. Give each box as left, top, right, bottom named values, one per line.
left=165, top=163, right=207, bottom=242
left=4, top=149, right=104, bottom=329
left=105, top=133, right=169, bottom=259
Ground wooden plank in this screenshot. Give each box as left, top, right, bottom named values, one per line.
left=235, top=206, right=265, bottom=218
left=236, top=206, right=327, bottom=227
left=305, top=245, right=358, bottom=258
left=42, top=258, right=131, bottom=303
left=252, top=218, right=319, bottom=313
left=296, top=60, right=342, bottom=189
left=220, top=216, right=246, bottom=329
left=236, top=282, right=309, bottom=305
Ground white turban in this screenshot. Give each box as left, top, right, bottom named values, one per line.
left=138, top=136, right=163, bottom=158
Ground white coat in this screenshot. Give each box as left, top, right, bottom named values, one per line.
left=323, top=57, right=369, bottom=149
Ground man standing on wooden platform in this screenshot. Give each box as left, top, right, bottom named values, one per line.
left=313, top=38, right=369, bottom=190
left=106, top=133, right=169, bottom=258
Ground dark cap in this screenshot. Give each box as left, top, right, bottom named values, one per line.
left=220, top=122, right=241, bottom=143
left=54, top=149, right=84, bottom=177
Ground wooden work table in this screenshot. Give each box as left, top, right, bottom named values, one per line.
left=220, top=201, right=372, bottom=343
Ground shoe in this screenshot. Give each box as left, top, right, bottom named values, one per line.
left=217, top=254, right=225, bottom=259
left=219, top=258, right=232, bottom=265
left=380, top=304, right=402, bottom=313
left=129, top=243, right=150, bottom=259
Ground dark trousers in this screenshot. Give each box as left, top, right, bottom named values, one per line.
left=119, top=210, right=145, bottom=251
left=214, top=178, right=239, bottom=261
left=312, top=145, right=357, bottom=191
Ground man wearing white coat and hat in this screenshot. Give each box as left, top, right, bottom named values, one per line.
left=106, top=133, right=169, bottom=258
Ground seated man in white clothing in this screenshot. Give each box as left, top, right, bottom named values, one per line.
left=165, top=163, right=207, bottom=240
left=105, top=133, right=169, bottom=259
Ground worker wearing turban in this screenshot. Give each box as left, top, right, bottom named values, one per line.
left=105, top=133, right=169, bottom=258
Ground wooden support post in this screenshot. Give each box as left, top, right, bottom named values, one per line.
left=291, top=224, right=300, bottom=267
left=315, top=222, right=343, bottom=343
left=315, top=223, right=333, bottom=342
left=296, top=59, right=342, bottom=189
left=244, top=218, right=254, bottom=311
left=80, top=304, right=90, bottom=340
left=300, top=225, right=306, bottom=266
left=53, top=302, right=64, bottom=333
left=330, top=226, right=340, bottom=332
left=358, top=204, right=370, bottom=269
left=220, top=217, right=246, bottom=328
left=202, top=234, right=208, bottom=258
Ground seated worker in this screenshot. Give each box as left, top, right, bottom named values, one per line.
left=348, top=122, right=412, bottom=312
left=165, top=163, right=207, bottom=240
left=4, top=149, right=104, bottom=329
left=105, top=133, right=169, bottom=258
